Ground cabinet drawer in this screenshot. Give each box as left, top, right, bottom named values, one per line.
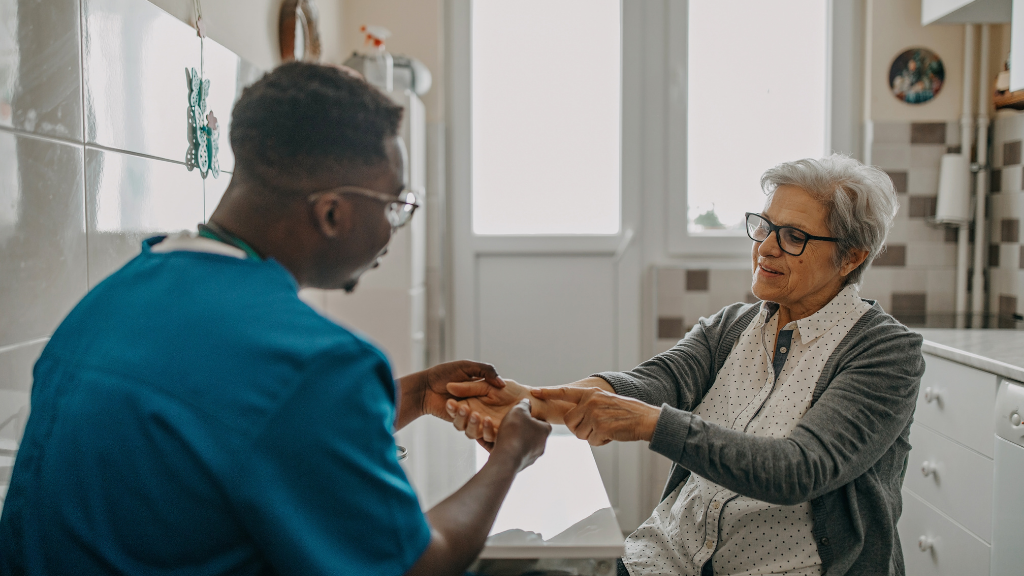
left=904, top=423, right=993, bottom=542
left=899, top=489, right=990, bottom=576
left=917, top=354, right=998, bottom=457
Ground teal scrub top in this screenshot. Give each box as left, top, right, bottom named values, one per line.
left=0, top=237, right=430, bottom=576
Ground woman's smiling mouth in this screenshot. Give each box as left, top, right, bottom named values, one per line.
left=758, top=261, right=784, bottom=276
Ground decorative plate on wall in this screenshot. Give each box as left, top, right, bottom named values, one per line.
left=889, top=48, right=945, bottom=105
left=279, top=0, right=321, bottom=63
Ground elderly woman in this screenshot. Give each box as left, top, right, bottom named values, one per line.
left=447, top=155, right=924, bottom=576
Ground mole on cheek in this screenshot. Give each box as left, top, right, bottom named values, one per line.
left=798, top=259, right=804, bottom=264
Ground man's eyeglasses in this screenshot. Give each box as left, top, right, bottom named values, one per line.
left=744, top=212, right=840, bottom=257
left=309, top=186, right=421, bottom=229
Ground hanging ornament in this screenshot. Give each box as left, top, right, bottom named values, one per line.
left=185, top=0, right=219, bottom=178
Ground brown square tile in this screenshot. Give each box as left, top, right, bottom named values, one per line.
left=990, top=243, right=1001, bottom=267
left=911, top=123, right=946, bottom=144
left=944, top=226, right=960, bottom=243
left=1002, top=219, right=1020, bottom=243
left=891, top=292, right=927, bottom=325
left=686, top=269, right=709, bottom=291
left=991, top=169, right=1002, bottom=193
left=873, top=244, right=906, bottom=266
left=886, top=171, right=907, bottom=193
left=908, top=196, right=937, bottom=218
left=1020, top=248, right=1024, bottom=269
left=658, top=317, right=685, bottom=340
left=1006, top=141, right=1023, bottom=166
left=946, top=145, right=962, bottom=154
left=999, top=294, right=1017, bottom=315
left=999, top=295, right=1018, bottom=328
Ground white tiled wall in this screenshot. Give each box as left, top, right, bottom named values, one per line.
left=0, top=0, right=261, bottom=506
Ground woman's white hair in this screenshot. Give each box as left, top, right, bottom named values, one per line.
left=760, top=154, right=899, bottom=286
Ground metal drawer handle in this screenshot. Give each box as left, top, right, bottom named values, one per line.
left=918, top=535, right=934, bottom=552
left=924, top=387, right=941, bottom=404
left=921, top=461, right=937, bottom=478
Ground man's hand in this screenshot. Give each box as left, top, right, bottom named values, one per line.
left=489, top=400, right=552, bottom=472
left=530, top=387, right=661, bottom=446
left=395, top=361, right=505, bottom=431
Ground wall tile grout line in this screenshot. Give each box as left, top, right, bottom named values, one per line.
left=78, top=0, right=90, bottom=289
left=0, top=337, right=51, bottom=357
left=0, top=125, right=232, bottom=176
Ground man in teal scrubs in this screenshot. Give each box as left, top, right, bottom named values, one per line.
left=0, top=62, right=549, bottom=576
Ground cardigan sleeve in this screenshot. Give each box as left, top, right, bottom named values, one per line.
left=593, top=302, right=755, bottom=411
left=646, top=318, right=924, bottom=506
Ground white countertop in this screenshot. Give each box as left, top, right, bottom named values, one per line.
left=474, top=426, right=625, bottom=560
left=915, top=329, right=1024, bottom=382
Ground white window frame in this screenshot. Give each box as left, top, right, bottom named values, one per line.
left=665, top=0, right=864, bottom=257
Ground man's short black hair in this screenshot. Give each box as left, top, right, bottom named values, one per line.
left=230, top=62, right=404, bottom=189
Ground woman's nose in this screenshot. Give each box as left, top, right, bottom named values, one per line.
left=757, top=232, right=783, bottom=256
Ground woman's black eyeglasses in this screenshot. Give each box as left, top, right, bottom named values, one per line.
left=744, top=212, right=840, bottom=257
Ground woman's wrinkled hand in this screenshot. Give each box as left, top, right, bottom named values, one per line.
left=445, top=379, right=531, bottom=447
left=530, top=387, right=661, bottom=446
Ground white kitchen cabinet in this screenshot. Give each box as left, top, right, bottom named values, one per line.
left=901, top=336, right=1024, bottom=576
left=900, top=489, right=992, bottom=576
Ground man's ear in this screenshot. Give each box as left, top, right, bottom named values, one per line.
left=310, top=194, right=352, bottom=239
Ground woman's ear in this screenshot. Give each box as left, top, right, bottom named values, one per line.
left=840, top=248, right=870, bottom=278
left=310, top=193, right=352, bottom=239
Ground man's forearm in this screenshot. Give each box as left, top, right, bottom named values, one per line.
left=404, top=453, right=519, bottom=576
left=394, top=371, right=426, bottom=431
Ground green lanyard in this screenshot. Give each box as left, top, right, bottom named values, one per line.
left=197, top=222, right=263, bottom=261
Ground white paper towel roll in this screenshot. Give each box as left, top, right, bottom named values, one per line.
left=934, top=153, right=971, bottom=224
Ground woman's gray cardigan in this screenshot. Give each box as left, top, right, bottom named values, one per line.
left=596, top=301, right=925, bottom=576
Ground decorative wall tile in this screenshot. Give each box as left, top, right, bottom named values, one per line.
left=83, top=0, right=201, bottom=163
left=657, top=267, right=684, bottom=301
left=907, top=242, right=956, bottom=268
left=911, top=123, right=946, bottom=144
left=874, top=122, right=911, bottom=144
left=908, top=168, right=939, bottom=194
left=85, top=147, right=204, bottom=286
left=945, top=122, right=961, bottom=147
left=944, top=226, right=959, bottom=243
left=0, top=133, right=88, bottom=348
left=1001, top=218, right=1020, bottom=243
left=991, top=169, right=1002, bottom=193
left=990, top=243, right=1001, bottom=267
left=1020, top=248, right=1024, bottom=269
left=686, top=269, right=708, bottom=291
left=1001, top=165, right=1022, bottom=193
left=1004, top=141, right=1022, bottom=166
left=204, top=173, right=230, bottom=221
left=910, top=144, right=946, bottom=168
left=0, top=0, right=83, bottom=141
left=873, top=244, right=906, bottom=266
left=657, top=317, right=684, bottom=340
left=998, top=294, right=1018, bottom=328
left=908, top=196, right=937, bottom=218
left=873, top=145, right=911, bottom=170
left=891, top=292, right=927, bottom=325
left=886, top=171, right=908, bottom=193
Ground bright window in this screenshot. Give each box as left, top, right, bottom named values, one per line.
left=471, top=0, right=621, bottom=235
left=687, top=0, right=828, bottom=234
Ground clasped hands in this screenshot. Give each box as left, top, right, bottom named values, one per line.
left=443, top=374, right=661, bottom=448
